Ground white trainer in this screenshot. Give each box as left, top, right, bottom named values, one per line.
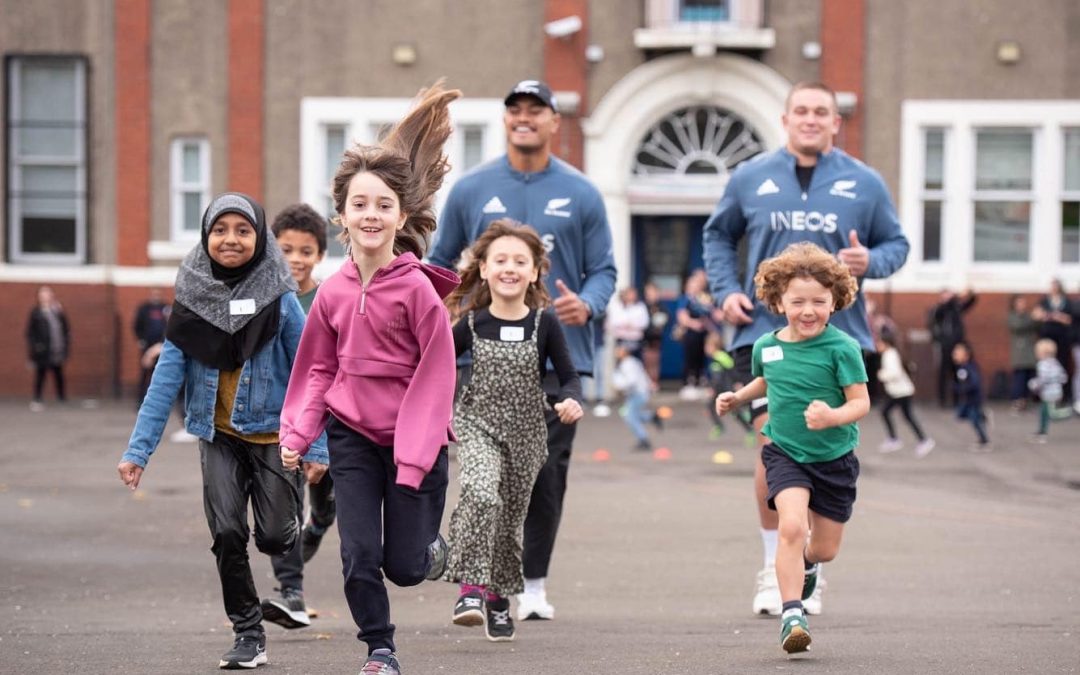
left=752, top=566, right=781, bottom=616
left=914, top=438, right=936, bottom=458
left=804, top=569, right=826, bottom=615
left=878, top=438, right=903, bottom=453
left=515, top=589, right=555, bottom=621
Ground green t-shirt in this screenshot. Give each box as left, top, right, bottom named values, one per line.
left=752, top=324, right=867, bottom=463
left=297, top=285, right=318, bottom=315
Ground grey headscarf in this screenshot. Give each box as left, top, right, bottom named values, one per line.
left=165, top=193, right=297, bottom=370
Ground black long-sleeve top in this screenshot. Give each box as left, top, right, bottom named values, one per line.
left=453, top=307, right=582, bottom=403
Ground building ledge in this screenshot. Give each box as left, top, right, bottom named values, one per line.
left=633, top=26, right=776, bottom=53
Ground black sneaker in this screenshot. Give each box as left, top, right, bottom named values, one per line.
left=260, top=587, right=311, bottom=629
left=452, top=591, right=485, bottom=627
left=633, top=439, right=652, bottom=452
left=360, top=648, right=401, bottom=675
left=651, top=411, right=664, bottom=430
left=219, top=634, right=267, bottom=669
left=300, top=523, right=324, bottom=564
left=425, top=533, right=449, bottom=581
left=484, top=597, right=515, bottom=642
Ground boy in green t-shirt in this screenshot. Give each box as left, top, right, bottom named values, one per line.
left=716, top=242, right=869, bottom=654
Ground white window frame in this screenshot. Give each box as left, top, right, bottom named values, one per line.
left=1061, top=128, right=1080, bottom=264
left=300, top=97, right=506, bottom=271
left=894, top=100, right=1080, bottom=293
left=970, top=126, right=1036, bottom=265
left=7, top=56, right=87, bottom=265
left=916, top=127, right=947, bottom=264
left=169, top=136, right=211, bottom=242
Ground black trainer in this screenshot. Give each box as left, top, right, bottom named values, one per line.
left=360, top=648, right=401, bottom=675
left=219, top=633, right=267, bottom=669
left=425, top=533, right=449, bottom=581
left=484, top=596, right=515, bottom=642
left=300, top=523, right=324, bottom=564
left=452, top=591, right=485, bottom=627
left=260, top=587, right=311, bottom=629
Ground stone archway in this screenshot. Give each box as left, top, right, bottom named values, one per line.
left=584, top=53, right=791, bottom=287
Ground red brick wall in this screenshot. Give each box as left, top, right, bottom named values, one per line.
left=114, top=0, right=151, bottom=266
left=228, top=0, right=265, bottom=199
left=0, top=282, right=178, bottom=400
left=544, top=0, right=588, bottom=169
left=820, top=0, right=864, bottom=159
left=867, top=291, right=1022, bottom=401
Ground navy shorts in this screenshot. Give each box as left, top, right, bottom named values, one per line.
left=733, top=346, right=768, bottom=422
left=762, top=442, right=859, bottom=523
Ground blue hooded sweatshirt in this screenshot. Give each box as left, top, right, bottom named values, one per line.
left=703, top=147, right=910, bottom=351
left=430, top=155, right=617, bottom=374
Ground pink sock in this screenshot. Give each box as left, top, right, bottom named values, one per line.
left=485, top=590, right=502, bottom=603
left=459, top=583, right=485, bottom=597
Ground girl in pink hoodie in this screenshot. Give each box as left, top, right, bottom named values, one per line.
left=279, top=82, right=460, bottom=675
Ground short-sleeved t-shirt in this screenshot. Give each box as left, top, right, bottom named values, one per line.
left=752, top=324, right=867, bottom=463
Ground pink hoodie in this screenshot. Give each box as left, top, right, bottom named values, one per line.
left=280, top=252, right=459, bottom=489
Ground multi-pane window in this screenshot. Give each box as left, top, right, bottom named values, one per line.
left=321, top=124, right=349, bottom=257
left=6, top=56, right=87, bottom=263
left=1063, top=129, right=1080, bottom=264
left=972, top=129, right=1033, bottom=262
left=921, top=129, right=945, bottom=262
left=169, top=137, right=210, bottom=240
left=680, top=0, right=730, bottom=21
left=461, top=126, right=485, bottom=173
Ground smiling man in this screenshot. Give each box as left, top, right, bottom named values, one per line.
left=702, top=81, right=910, bottom=618
left=430, top=79, right=616, bottom=623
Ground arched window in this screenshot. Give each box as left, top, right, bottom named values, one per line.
left=633, top=105, right=763, bottom=179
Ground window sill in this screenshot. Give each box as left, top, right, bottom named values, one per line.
left=633, top=26, right=776, bottom=52
left=148, top=239, right=197, bottom=262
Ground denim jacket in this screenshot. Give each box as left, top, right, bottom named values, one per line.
left=123, top=293, right=329, bottom=467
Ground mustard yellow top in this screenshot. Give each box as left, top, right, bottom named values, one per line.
left=214, top=368, right=280, bottom=444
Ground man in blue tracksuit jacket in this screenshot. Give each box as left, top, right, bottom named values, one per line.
left=429, top=79, right=616, bottom=622
left=703, top=81, right=909, bottom=619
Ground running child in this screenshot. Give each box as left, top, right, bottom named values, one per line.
left=261, top=203, right=331, bottom=630
left=715, top=242, right=868, bottom=654
left=951, top=341, right=991, bottom=450
left=875, top=333, right=935, bottom=457
left=441, top=219, right=583, bottom=642
left=611, top=339, right=656, bottom=452
left=1030, top=338, right=1070, bottom=443
left=278, top=82, right=461, bottom=675
left=117, top=192, right=329, bottom=670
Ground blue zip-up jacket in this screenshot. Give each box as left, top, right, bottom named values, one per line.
left=703, top=147, right=910, bottom=351
left=122, top=292, right=329, bottom=467
left=429, top=155, right=617, bottom=375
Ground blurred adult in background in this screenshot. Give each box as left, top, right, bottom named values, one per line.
left=133, top=288, right=170, bottom=406
left=26, top=285, right=69, bottom=411
left=1006, top=294, right=1039, bottom=412
left=674, top=269, right=712, bottom=401
left=929, top=289, right=976, bottom=408
left=1033, top=278, right=1073, bottom=402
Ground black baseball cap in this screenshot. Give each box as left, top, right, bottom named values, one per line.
left=504, top=80, right=558, bottom=113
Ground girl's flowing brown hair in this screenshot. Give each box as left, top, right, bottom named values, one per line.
left=444, top=219, right=552, bottom=320
left=754, top=241, right=858, bottom=313
left=331, top=80, right=461, bottom=258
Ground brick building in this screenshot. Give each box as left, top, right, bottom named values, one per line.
left=2, top=0, right=1078, bottom=399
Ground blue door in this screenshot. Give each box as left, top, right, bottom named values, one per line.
left=631, top=214, right=708, bottom=380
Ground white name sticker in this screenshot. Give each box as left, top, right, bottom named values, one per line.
left=762, top=345, right=784, bottom=363
left=229, top=298, right=257, bottom=316
left=500, top=326, right=525, bottom=342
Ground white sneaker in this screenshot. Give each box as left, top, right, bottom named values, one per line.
left=169, top=429, right=198, bottom=443
left=678, top=385, right=699, bottom=402
left=515, top=589, right=554, bottom=621
left=914, top=438, right=936, bottom=458
left=803, top=570, right=826, bottom=615
left=752, top=566, right=781, bottom=616
left=29, top=401, right=45, bottom=413
left=592, top=403, right=612, bottom=418
left=878, top=438, right=903, bottom=453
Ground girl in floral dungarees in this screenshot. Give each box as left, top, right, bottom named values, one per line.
left=442, top=220, right=583, bottom=642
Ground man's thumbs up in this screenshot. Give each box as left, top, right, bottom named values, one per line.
left=553, top=279, right=591, bottom=326
left=838, top=228, right=869, bottom=277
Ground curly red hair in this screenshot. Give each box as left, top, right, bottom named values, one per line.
left=754, top=242, right=858, bottom=313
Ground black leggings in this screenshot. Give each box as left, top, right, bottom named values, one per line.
left=880, top=395, right=926, bottom=441
left=33, top=364, right=65, bottom=402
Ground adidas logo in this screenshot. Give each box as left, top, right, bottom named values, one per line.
left=482, top=196, right=507, bottom=214
left=756, top=178, right=780, bottom=196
